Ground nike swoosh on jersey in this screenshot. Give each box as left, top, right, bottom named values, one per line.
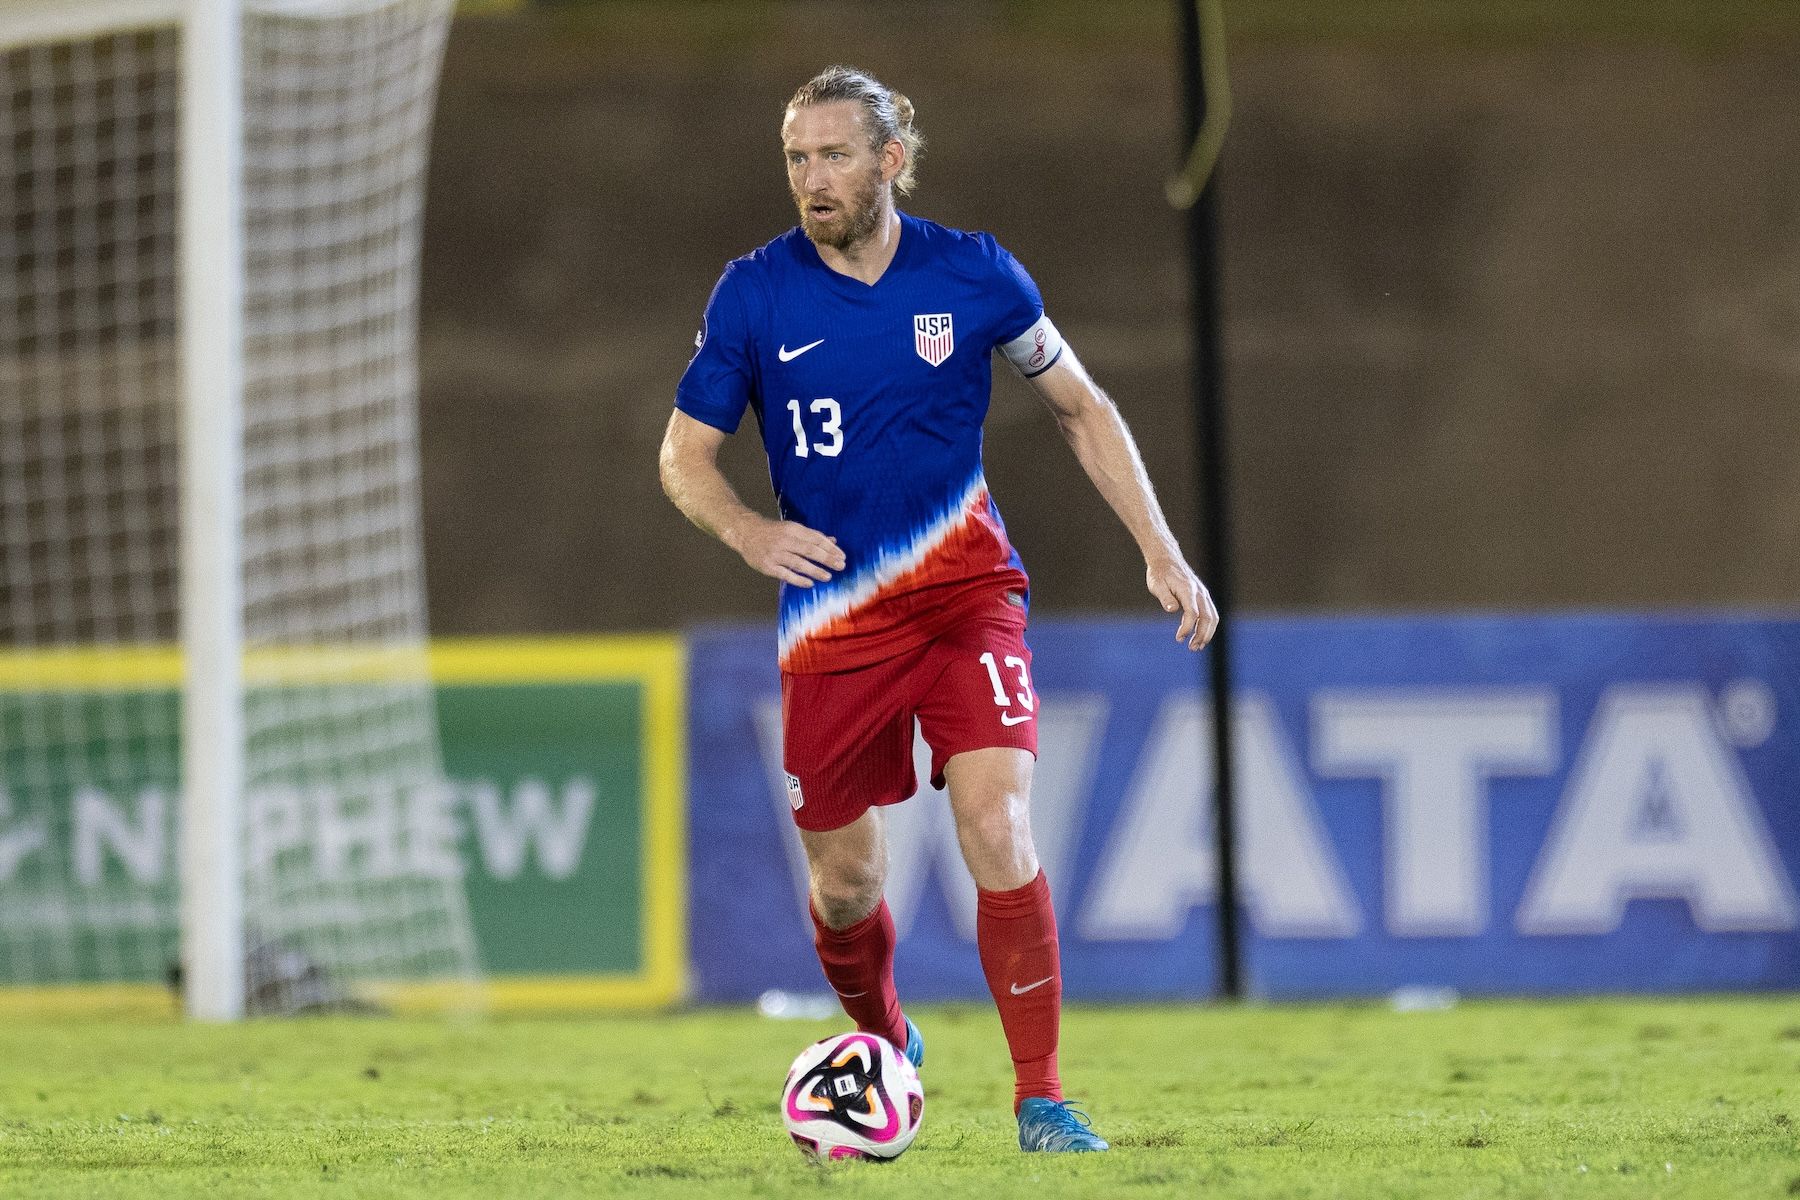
left=1000, top=712, right=1034, bottom=726
left=1009, top=976, right=1053, bottom=995
left=777, top=338, right=825, bottom=362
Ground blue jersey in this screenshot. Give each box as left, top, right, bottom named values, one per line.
left=676, top=212, right=1063, bottom=673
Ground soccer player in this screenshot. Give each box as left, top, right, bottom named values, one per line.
left=660, top=66, right=1217, bottom=1153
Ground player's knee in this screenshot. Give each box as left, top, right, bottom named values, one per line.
left=967, top=788, right=1031, bottom=844
left=810, top=860, right=883, bottom=928
left=957, top=791, right=1037, bottom=886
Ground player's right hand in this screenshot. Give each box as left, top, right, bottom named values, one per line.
left=730, top=515, right=846, bottom=588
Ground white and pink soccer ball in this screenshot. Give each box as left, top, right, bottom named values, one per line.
left=781, top=1031, right=924, bottom=1161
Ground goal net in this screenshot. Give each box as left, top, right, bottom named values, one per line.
left=0, top=0, right=482, bottom=1016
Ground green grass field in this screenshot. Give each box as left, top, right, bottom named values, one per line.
left=2, top=997, right=1797, bottom=1198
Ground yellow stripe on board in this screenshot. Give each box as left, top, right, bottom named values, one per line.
left=428, top=636, right=680, bottom=685
left=640, top=638, right=689, bottom=1007
left=382, top=973, right=685, bottom=1014
left=0, top=645, right=182, bottom=690
left=0, top=637, right=683, bottom=691
left=0, top=983, right=178, bottom=1021
left=0, top=972, right=682, bottom=1020
left=0, top=643, right=431, bottom=691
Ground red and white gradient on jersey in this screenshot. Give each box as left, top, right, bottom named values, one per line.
left=778, top=472, right=1026, bottom=674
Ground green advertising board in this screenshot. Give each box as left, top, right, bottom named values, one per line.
left=0, top=637, right=685, bottom=1013
left=432, top=638, right=685, bottom=1010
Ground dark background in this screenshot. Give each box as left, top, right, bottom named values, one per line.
left=416, top=1, right=1800, bottom=634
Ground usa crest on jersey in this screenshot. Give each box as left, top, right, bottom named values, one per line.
left=913, top=313, right=954, bottom=367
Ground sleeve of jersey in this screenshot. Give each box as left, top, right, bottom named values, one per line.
left=673, top=266, right=756, bottom=433
left=989, top=243, right=1065, bottom=380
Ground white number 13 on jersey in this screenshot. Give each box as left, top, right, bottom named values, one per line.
left=787, top=397, right=842, bottom=458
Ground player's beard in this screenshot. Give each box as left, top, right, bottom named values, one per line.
left=794, top=165, right=884, bottom=251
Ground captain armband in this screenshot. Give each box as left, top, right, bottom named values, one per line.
left=999, top=313, right=1065, bottom=379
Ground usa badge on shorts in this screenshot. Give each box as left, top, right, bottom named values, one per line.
left=913, top=313, right=954, bottom=367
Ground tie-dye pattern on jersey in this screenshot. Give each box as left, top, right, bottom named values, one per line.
left=776, top=471, right=1025, bottom=673
left=675, top=213, right=1045, bottom=673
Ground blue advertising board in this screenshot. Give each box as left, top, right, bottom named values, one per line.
left=686, top=615, right=1800, bottom=1001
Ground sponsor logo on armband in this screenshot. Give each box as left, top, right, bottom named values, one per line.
left=1003, top=314, right=1063, bottom=378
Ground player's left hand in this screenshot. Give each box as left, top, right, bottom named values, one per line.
left=1146, top=553, right=1217, bottom=650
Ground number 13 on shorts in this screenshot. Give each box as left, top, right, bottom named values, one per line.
left=979, top=650, right=1036, bottom=725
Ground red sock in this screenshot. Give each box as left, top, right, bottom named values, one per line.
left=977, top=869, right=1062, bottom=1112
left=810, top=899, right=907, bottom=1050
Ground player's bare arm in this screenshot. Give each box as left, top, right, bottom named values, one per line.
left=1025, top=350, right=1219, bottom=650
left=659, top=409, right=846, bottom=588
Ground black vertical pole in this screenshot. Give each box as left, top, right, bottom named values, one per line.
left=1175, top=0, right=1241, bottom=1000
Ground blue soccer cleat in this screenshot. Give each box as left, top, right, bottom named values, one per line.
left=901, top=1015, right=925, bottom=1071
left=1017, top=1098, right=1110, bottom=1153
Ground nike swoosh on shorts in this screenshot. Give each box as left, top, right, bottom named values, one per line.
left=1001, top=712, right=1034, bottom=726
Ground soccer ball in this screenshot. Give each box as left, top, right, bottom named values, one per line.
left=781, top=1031, right=924, bottom=1161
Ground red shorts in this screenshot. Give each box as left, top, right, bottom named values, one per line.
left=780, top=601, right=1039, bottom=832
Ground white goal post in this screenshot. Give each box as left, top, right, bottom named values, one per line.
left=0, top=0, right=481, bottom=1019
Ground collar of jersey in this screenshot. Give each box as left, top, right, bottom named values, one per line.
left=794, top=209, right=918, bottom=292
